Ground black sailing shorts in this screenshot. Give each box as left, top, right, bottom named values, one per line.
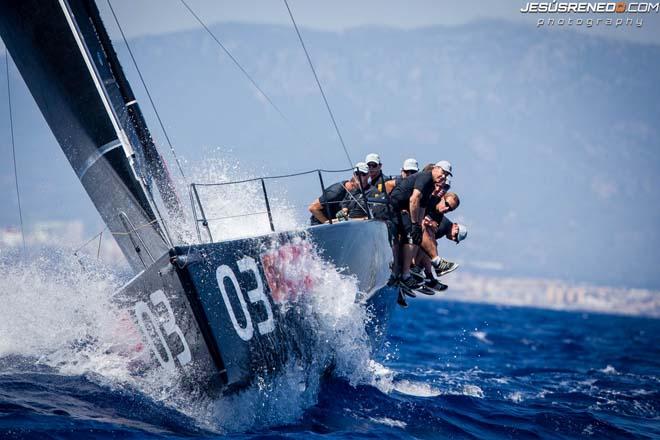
left=393, top=210, right=414, bottom=245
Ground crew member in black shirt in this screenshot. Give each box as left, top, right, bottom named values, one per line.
left=339, top=170, right=373, bottom=220
left=425, top=193, right=459, bottom=231
left=414, top=192, right=462, bottom=283
left=308, top=162, right=369, bottom=225
left=388, top=161, right=451, bottom=288
left=413, top=214, right=468, bottom=291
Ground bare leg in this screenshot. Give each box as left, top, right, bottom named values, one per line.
left=420, top=225, right=438, bottom=260
left=391, top=239, right=400, bottom=275
left=401, top=243, right=417, bottom=277
left=416, top=251, right=434, bottom=278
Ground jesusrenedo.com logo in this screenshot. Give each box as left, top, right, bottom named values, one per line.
left=520, top=2, right=659, bottom=28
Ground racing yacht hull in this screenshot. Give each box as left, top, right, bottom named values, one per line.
left=117, top=220, right=397, bottom=394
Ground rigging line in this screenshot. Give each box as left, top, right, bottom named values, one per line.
left=340, top=182, right=371, bottom=217
left=5, top=55, right=26, bottom=253
left=106, top=0, right=187, bottom=181
left=72, top=215, right=157, bottom=257
left=96, top=230, right=103, bottom=259
left=110, top=218, right=160, bottom=236
left=72, top=226, right=108, bottom=255
left=192, top=167, right=353, bottom=187
left=179, top=0, right=290, bottom=120
left=282, top=0, right=353, bottom=168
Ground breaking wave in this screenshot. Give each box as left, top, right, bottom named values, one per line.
left=0, top=156, right=387, bottom=433
left=1, top=253, right=657, bottom=438
left=0, top=244, right=381, bottom=433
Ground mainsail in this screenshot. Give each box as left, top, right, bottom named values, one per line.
left=0, top=0, right=183, bottom=272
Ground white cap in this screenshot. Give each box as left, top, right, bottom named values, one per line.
left=354, top=162, right=369, bottom=174
left=434, top=160, right=453, bottom=176
left=456, top=223, right=468, bottom=243
left=402, top=158, right=419, bottom=172
left=365, top=153, right=381, bottom=165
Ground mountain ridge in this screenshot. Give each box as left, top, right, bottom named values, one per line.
left=1, top=19, right=658, bottom=289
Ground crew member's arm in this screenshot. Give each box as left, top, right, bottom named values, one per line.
left=308, top=199, right=330, bottom=224
left=338, top=192, right=352, bottom=219
left=409, top=189, right=423, bottom=223
left=344, top=181, right=357, bottom=192
left=384, top=179, right=396, bottom=194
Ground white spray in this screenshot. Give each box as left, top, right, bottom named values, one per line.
left=0, top=156, right=385, bottom=433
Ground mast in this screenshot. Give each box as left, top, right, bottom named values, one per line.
left=0, top=0, right=184, bottom=272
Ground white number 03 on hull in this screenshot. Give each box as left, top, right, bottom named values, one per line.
left=134, top=256, right=276, bottom=371
left=216, top=256, right=276, bottom=342
left=134, top=290, right=192, bottom=372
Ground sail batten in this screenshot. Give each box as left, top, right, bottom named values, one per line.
left=76, top=140, right=122, bottom=179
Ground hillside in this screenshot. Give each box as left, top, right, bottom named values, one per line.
left=1, top=20, right=659, bottom=288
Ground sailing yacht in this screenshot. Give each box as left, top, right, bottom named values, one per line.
left=0, top=0, right=397, bottom=394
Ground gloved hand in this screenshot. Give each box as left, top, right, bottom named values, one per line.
left=336, top=209, right=349, bottom=222
left=411, top=223, right=422, bottom=245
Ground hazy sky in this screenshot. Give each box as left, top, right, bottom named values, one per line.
left=2, top=0, right=657, bottom=54
left=1, top=1, right=659, bottom=289
left=102, top=0, right=660, bottom=44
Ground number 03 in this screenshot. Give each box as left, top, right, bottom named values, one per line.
left=216, top=256, right=275, bottom=341
left=134, top=290, right=192, bottom=371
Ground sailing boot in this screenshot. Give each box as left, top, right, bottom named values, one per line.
left=397, top=290, right=409, bottom=308
left=400, top=275, right=420, bottom=297
left=387, top=272, right=400, bottom=287
left=424, top=277, right=448, bottom=292
left=433, top=258, right=459, bottom=277
left=410, top=265, right=425, bottom=282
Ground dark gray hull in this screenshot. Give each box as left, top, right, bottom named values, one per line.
left=117, top=220, right=398, bottom=394
left=0, top=0, right=398, bottom=396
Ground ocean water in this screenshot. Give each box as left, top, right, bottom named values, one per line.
left=0, top=258, right=658, bottom=439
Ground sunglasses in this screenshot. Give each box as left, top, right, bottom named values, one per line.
left=443, top=198, right=455, bottom=212
left=357, top=172, right=368, bottom=177
left=367, top=163, right=380, bottom=168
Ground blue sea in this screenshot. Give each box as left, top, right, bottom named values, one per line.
left=0, top=289, right=658, bottom=439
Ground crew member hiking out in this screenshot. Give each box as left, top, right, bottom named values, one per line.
left=418, top=215, right=467, bottom=277
left=422, top=192, right=460, bottom=270
left=412, top=192, right=466, bottom=290
left=388, top=161, right=450, bottom=290
left=365, top=153, right=389, bottom=191
left=364, top=152, right=395, bottom=222
left=337, top=162, right=372, bottom=221
left=308, top=163, right=368, bottom=225
left=395, top=158, right=419, bottom=185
